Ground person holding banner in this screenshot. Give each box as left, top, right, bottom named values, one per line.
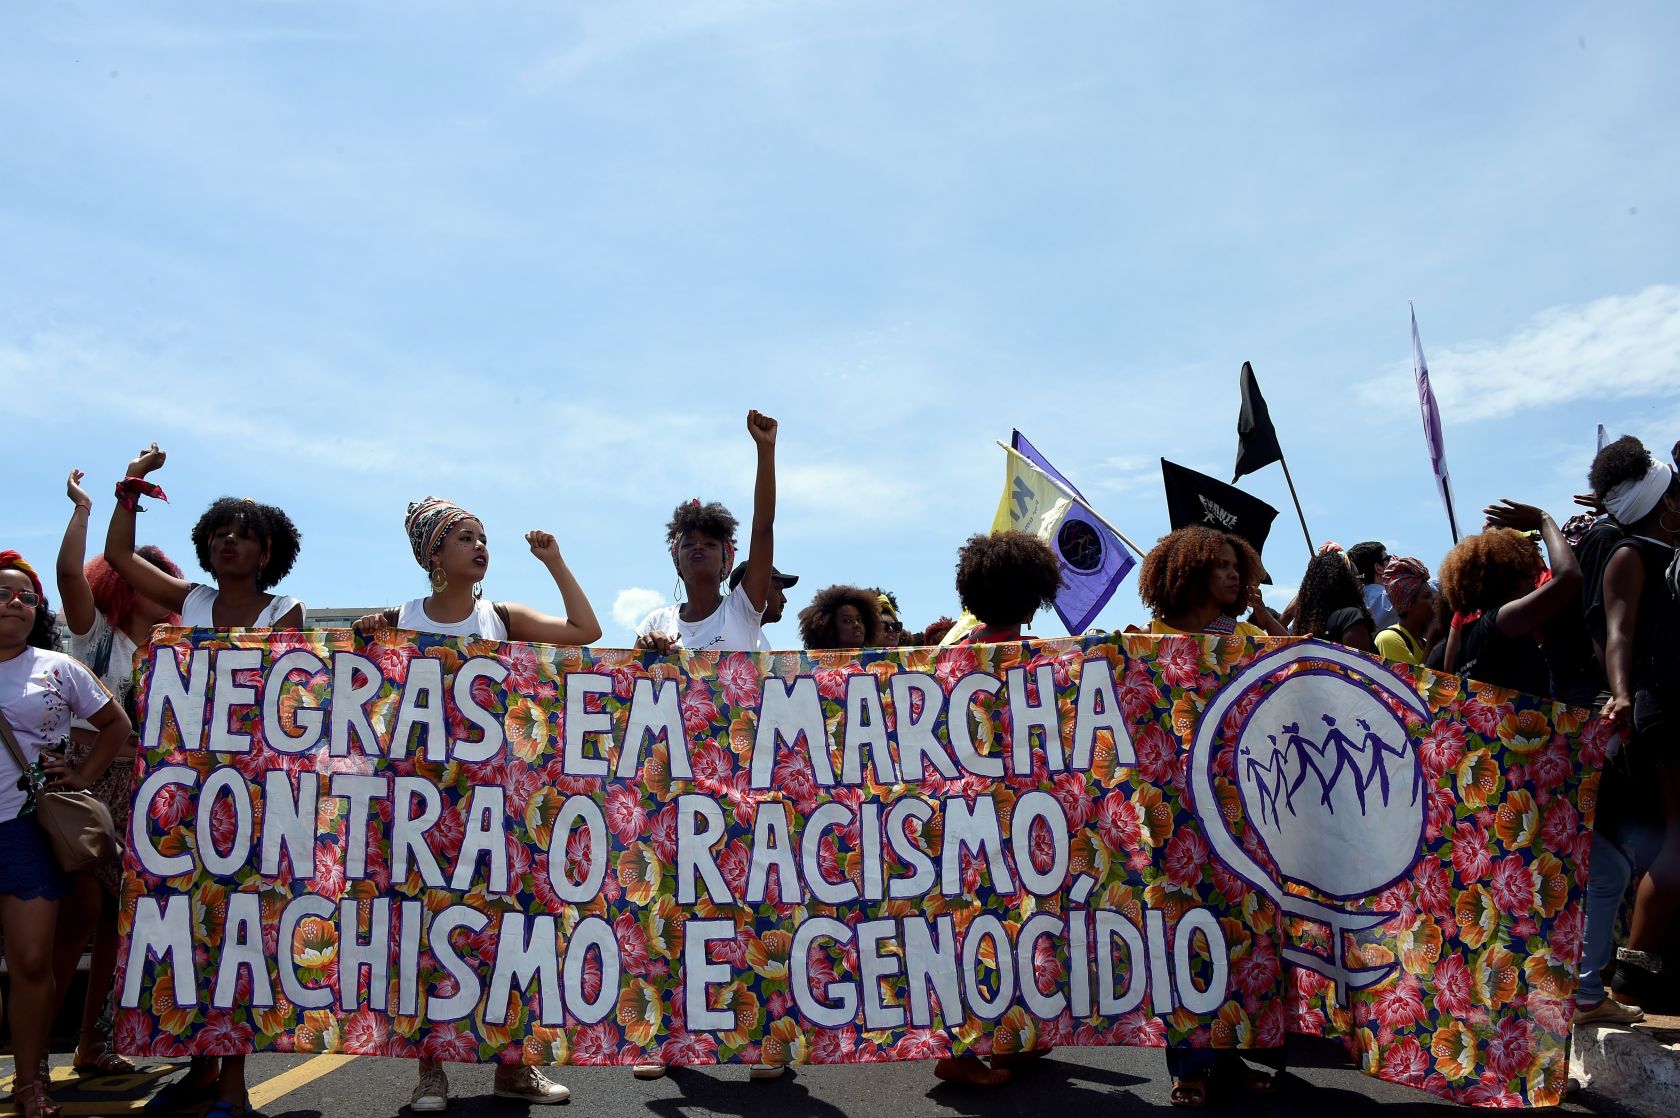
left=0, top=552, right=132, bottom=1118
left=1133, top=528, right=1285, bottom=1104
left=51, top=470, right=182, bottom=1078
left=798, top=584, right=882, bottom=649
left=1289, top=550, right=1377, bottom=653
left=103, top=445, right=304, bottom=1117
left=1137, top=526, right=1287, bottom=640
left=1372, top=557, right=1435, bottom=666
left=354, top=496, right=597, bottom=1110
left=1580, top=436, right=1680, bottom=1009
left=631, top=409, right=784, bottom=1081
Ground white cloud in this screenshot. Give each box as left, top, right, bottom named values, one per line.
left=1370, top=285, right=1680, bottom=423
left=612, top=587, right=665, bottom=634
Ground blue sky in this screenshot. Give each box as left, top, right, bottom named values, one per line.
left=4, top=2, right=1677, bottom=645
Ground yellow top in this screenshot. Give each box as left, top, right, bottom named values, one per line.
left=1148, top=618, right=1267, bottom=638
left=1374, top=624, right=1423, bottom=666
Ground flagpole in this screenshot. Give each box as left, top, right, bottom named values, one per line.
left=1276, top=451, right=1316, bottom=558
left=994, top=440, right=1147, bottom=558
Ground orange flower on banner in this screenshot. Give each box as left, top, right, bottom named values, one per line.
left=1429, top=1019, right=1479, bottom=1082
left=761, top=1017, right=807, bottom=1066
left=1134, top=784, right=1173, bottom=846
left=746, top=929, right=793, bottom=980
left=505, top=695, right=552, bottom=763
left=643, top=895, right=685, bottom=960
left=1397, top=914, right=1444, bottom=976
left=616, top=844, right=663, bottom=906
left=523, top=786, right=566, bottom=849
left=1454, top=884, right=1500, bottom=949
left=252, top=996, right=293, bottom=1038
left=1455, top=749, right=1504, bottom=810
left=295, top=1010, right=340, bottom=1053
left=1523, top=952, right=1573, bottom=999
left=1493, top=789, right=1540, bottom=849
left=154, top=971, right=197, bottom=1036
left=1474, top=943, right=1520, bottom=1010
left=616, top=978, right=662, bottom=1049
left=1496, top=707, right=1552, bottom=753
left=1169, top=694, right=1201, bottom=741
left=726, top=712, right=756, bottom=757
left=1531, top=852, right=1570, bottom=917
left=526, top=1025, right=569, bottom=1066
left=716, top=981, right=762, bottom=1050
left=292, top=914, right=339, bottom=970
left=990, top=1006, right=1039, bottom=1056
left=1212, top=1001, right=1253, bottom=1047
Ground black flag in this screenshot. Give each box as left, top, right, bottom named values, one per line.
left=1233, top=361, right=1283, bottom=482
left=1162, top=458, right=1281, bottom=581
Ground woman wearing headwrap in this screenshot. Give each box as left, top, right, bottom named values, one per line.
left=103, top=444, right=304, bottom=1118
left=1373, top=557, right=1434, bottom=666
left=0, top=552, right=131, bottom=1118
left=873, top=590, right=904, bottom=647
left=52, top=470, right=182, bottom=1078
left=357, top=497, right=596, bottom=1111
left=1578, top=436, right=1680, bottom=1010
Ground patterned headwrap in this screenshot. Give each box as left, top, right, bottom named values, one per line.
left=1379, top=556, right=1431, bottom=614
left=876, top=593, right=899, bottom=624
left=0, top=550, right=47, bottom=606
left=405, top=497, right=475, bottom=569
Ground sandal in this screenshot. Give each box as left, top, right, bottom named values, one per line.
left=1170, top=1073, right=1210, bottom=1108
left=19, top=1079, right=62, bottom=1118
left=1234, top=1067, right=1279, bottom=1095
left=74, top=1045, right=139, bottom=1076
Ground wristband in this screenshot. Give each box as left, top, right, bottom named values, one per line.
left=115, top=476, right=168, bottom=512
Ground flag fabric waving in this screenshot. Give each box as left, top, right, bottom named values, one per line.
left=1161, top=458, right=1280, bottom=580
left=1233, top=360, right=1283, bottom=482
left=1002, top=431, right=1136, bottom=632
left=1411, top=306, right=1461, bottom=541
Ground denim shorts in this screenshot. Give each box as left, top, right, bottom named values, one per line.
left=0, top=815, right=67, bottom=901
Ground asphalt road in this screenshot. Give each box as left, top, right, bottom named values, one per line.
left=0, top=1039, right=1642, bottom=1118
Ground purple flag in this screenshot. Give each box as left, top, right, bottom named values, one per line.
left=1011, top=431, right=1136, bottom=632
left=1411, top=308, right=1461, bottom=541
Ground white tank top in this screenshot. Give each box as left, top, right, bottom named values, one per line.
left=180, top=584, right=304, bottom=627
left=395, top=598, right=508, bottom=640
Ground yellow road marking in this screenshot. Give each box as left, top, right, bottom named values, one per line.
left=247, top=1053, right=358, bottom=1108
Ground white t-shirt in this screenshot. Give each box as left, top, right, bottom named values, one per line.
left=67, top=611, right=139, bottom=731
left=395, top=598, right=508, bottom=641
left=0, top=648, right=112, bottom=821
left=180, top=584, right=304, bottom=628
left=636, top=590, right=767, bottom=653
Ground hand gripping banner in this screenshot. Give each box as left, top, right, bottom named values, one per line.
left=114, top=629, right=1610, bottom=1107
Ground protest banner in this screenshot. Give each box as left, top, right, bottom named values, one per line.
left=114, top=628, right=1609, bottom=1107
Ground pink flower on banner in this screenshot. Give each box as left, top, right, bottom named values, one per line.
left=604, top=783, right=649, bottom=844
left=1111, top=1009, right=1167, bottom=1046
left=766, top=989, right=795, bottom=1018
left=814, top=663, right=861, bottom=701
left=1489, top=855, right=1535, bottom=914
left=1133, top=723, right=1183, bottom=786
left=615, top=912, right=652, bottom=976
left=715, top=840, right=753, bottom=904
left=1424, top=783, right=1457, bottom=842
left=1156, top=636, right=1201, bottom=690
left=1119, top=659, right=1160, bottom=723
left=1232, top=936, right=1280, bottom=998
left=1530, top=996, right=1573, bottom=1036
left=1580, top=716, right=1615, bottom=768
left=116, top=1011, right=154, bottom=1056
left=889, top=1028, right=951, bottom=1060
left=1547, top=904, right=1585, bottom=961
left=426, top=804, right=466, bottom=864
left=192, top=1013, right=254, bottom=1056
left=1411, top=858, right=1452, bottom=920
left=563, top=822, right=596, bottom=882
left=500, top=644, right=543, bottom=695
left=1463, top=1070, right=1522, bottom=1107
left=1528, top=734, right=1572, bottom=792
left=1096, top=789, right=1143, bottom=852
left=1415, top=721, right=1465, bottom=779
left=150, top=780, right=194, bottom=829
left=506, top=766, right=545, bottom=819
left=716, top=652, right=761, bottom=708
left=771, top=754, right=821, bottom=815
left=934, top=645, right=981, bottom=693
left=689, top=740, right=731, bottom=787
left=660, top=1031, right=718, bottom=1066
left=1462, top=695, right=1507, bottom=738
left=680, top=678, right=719, bottom=737
left=1162, top=827, right=1209, bottom=888
left=1540, top=798, right=1580, bottom=858
left=341, top=1009, right=387, bottom=1055
left=1373, top=973, right=1428, bottom=1030
left=1450, top=817, right=1492, bottom=882
left=811, top=1027, right=858, bottom=1065
left=1210, top=861, right=1251, bottom=905
left=569, top=1022, right=621, bottom=1065
left=1254, top=998, right=1288, bottom=1048
left=577, top=948, right=604, bottom=1005
left=1220, top=687, right=1264, bottom=742
left=1382, top=1036, right=1430, bottom=1084
left=1432, top=954, right=1473, bottom=1019
left=648, top=803, right=679, bottom=865
left=1049, top=770, right=1095, bottom=830
left=363, top=641, right=410, bottom=683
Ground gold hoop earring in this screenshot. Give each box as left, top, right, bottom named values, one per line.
left=1662, top=510, right=1680, bottom=537
left=429, top=566, right=447, bottom=593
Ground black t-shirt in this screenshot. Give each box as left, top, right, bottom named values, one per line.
left=1456, top=605, right=1553, bottom=698
left=1322, top=606, right=1370, bottom=647
left=1576, top=521, right=1679, bottom=715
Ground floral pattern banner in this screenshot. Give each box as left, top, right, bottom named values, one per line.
left=113, top=628, right=1606, bottom=1107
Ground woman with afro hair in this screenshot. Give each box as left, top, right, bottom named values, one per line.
left=101, top=444, right=305, bottom=1117
left=1576, top=435, right=1680, bottom=1010
left=1436, top=499, right=1580, bottom=697
left=1137, top=525, right=1287, bottom=640
left=1289, top=549, right=1377, bottom=652
left=635, top=410, right=779, bottom=660
left=0, top=551, right=131, bottom=1118
left=798, top=585, right=881, bottom=649
left=51, top=470, right=182, bottom=1079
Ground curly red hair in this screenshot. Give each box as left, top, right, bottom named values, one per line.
left=1437, top=529, right=1541, bottom=614
left=85, top=546, right=182, bottom=632
left=1138, top=526, right=1263, bottom=619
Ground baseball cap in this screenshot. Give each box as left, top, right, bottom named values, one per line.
left=729, top=562, right=799, bottom=590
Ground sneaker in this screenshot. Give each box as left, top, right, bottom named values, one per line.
left=493, top=1066, right=570, bottom=1104
left=748, top=1064, right=786, bottom=1080
left=632, top=1064, right=668, bottom=1080
left=1575, top=997, right=1645, bottom=1027
left=411, top=1066, right=449, bottom=1113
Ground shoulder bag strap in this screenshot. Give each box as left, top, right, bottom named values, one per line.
left=493, top=602, right=512, bottom=634
left=0, top=703, right=32, bottom=775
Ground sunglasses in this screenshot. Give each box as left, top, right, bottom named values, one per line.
left=881, top=620, right=903, bottom=633
left=0, top=588, right=41, bottom=607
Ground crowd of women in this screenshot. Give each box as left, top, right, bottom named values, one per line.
left=0, top=410, right=1675, bottom=1115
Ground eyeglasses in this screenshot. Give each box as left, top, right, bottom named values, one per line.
left=0, top=588, right=41, bottom=607
left=881, top=620, right=903, bottom=633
